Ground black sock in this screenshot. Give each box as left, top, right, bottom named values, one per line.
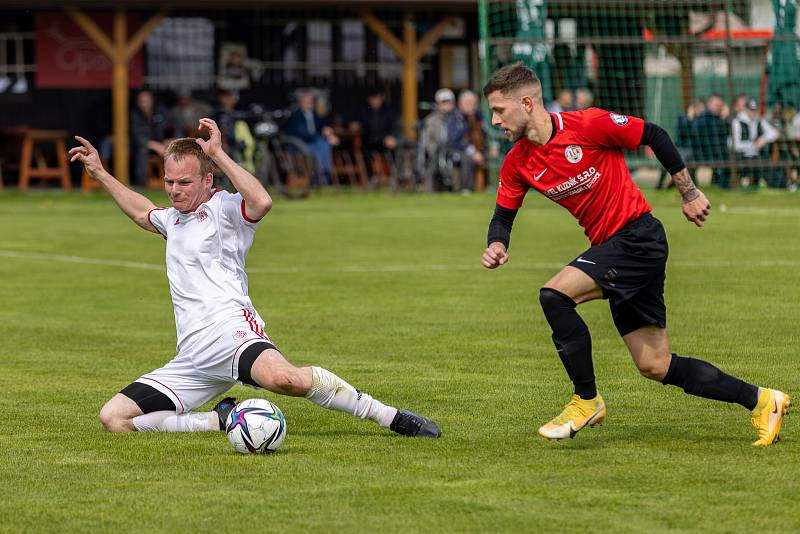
left=662, top=353, right=759, bottom=410
left=539, top=288, right=597, bottom=400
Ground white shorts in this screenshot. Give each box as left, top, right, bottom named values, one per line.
left=135, top=308, right=275, bottom=413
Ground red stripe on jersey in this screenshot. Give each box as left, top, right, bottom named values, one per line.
left=242, top=308, right=266, bottom=339
left=240, top=199, right=262, bottom=224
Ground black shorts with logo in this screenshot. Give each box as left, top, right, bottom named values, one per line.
left=568, top=212, right=668, bottom=336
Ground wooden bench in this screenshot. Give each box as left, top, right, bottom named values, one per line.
left=1, top=128, right=72, bottom=191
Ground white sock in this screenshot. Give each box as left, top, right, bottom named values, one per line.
left=132, top=411, right=219, bottom=432
left=304, top=366, right=398, bottom=427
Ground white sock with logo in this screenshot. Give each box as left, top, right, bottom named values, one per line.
left=304, top=366, right=398, bottom=427
left=132, top=411, right=219, bottom=432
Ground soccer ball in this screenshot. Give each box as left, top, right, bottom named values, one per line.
left=225, top=398, right=287, bottom=454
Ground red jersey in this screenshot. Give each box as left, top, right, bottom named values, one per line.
left=496, top=108, right=651, bottom=245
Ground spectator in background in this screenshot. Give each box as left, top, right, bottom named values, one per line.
left=547, top=88, right=574, bottom=113
left=418, top=88, right=456, bottom=190
left=351, top=90, right=397, bottom=184
left=444, top=90, right=487, bottom=193
left=693, top=94, right=730, bottom=188
left=171, top=88, right=213, bottom=138
left=353, top=90, right=397, bottom=153
left=212, top=89, right=241, bottom=152
left=732, top=98, right=780, bottom=190
left=574, top=88, right=594, bottom=111
left=658, top=99, right=704, bottom=189
left=286, top=89, right=339, bottom=186
left=130, top=90, right=172, bottom=186
left=732, top=93, right=748, bottom=118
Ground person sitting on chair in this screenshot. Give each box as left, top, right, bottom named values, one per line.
left=285, top=90, right=339, bottom=186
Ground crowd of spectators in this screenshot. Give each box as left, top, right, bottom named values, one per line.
left=96, top=84, right=798, bottom=193
left=662, top=92, right=794, bottom=190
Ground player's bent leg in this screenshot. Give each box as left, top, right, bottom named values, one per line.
left=99, top=393, right=143, bottom=432
left=104, top=381, right=221, bottom=433
left=624, top=325, right=791, bottom=446
left=622, top=325, right=671, bottom=381
left=543, top=266, right=604, bottom=304
left=240, top=343, right=440, bottom=438
left=248, top=347, right=313, bottom=396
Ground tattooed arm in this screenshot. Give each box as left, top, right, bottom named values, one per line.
left=639, top=122, right=711, bottom=227
left=673, top=168, right=711, bottom=227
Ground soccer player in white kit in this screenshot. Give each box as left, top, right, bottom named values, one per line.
left=70, top=118, right=440, bottom=439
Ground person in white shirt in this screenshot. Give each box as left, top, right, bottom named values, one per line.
left=70, top=118, right=440, bottom=439
left=731, top=98, right=779, bottom=188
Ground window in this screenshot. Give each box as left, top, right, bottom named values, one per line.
left=307, top=20, right=332, bottom=78
left=146, top=18, right=214, bottom=89
left=341, top=19, right=365, bottom=78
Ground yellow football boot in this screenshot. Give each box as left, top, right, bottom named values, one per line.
left=751, top=388, right=791, bottom=447
left=538, top=394, right=606, bottom=440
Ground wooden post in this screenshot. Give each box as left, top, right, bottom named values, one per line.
left=66, top=8, right=167, bottom=184
left=360, top=11, right=456, bottom=141
left=112, top=9, right=129, bottom=185
left=402, top=14, right=418, bottom=140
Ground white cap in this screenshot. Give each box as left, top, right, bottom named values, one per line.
left=435, top=88, right=455, bottom=103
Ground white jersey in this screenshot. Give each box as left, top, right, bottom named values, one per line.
left=148, top=189, right=262, bottom=353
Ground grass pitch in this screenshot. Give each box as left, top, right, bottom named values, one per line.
left=0, top=188, right=798, bottom=533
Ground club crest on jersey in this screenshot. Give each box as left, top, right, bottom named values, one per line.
left=610, top=113, right=628, bottom=126
left=565, top=145, right=583, bottom=164
left=197, top=209, right=209, bottom=222
left=233, top=330, right=248, bottom=340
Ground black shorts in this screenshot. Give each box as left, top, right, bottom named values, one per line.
left=568, top=212, right=669, bottom=336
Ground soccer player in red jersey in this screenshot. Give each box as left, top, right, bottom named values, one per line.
left=480, top=63, right=790, bottom=446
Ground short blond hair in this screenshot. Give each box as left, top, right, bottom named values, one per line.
left=164, top=138, right=213, bottom=177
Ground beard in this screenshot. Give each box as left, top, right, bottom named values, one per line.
left=505, top=123, right=526, bottom=142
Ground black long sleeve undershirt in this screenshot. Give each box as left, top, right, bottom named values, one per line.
left=487, top=204, right=518, bottom=249
left=640, top=122, right=685, bottom=175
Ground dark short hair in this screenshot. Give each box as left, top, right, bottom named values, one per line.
left=164, top=138, right=214, bottom=177
left=483, top=62, right=541, bottom=98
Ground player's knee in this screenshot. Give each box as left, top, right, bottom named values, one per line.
left=269, top=370, right=301, bottom=393
left=637, top=356, right=670, bottom=381
left=99, top=402, right=132, bottom=432
left=539, top=287, right=576, bottom=313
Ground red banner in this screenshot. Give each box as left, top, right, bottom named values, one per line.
left=35, top=12, right=144, bottom=89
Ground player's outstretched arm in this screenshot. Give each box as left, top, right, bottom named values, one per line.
left=195, top=117, right=272, bottom=222
left=69, top=136, right=159, bottom=233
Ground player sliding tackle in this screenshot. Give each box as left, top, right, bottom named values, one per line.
left=480, top=63, right=789, bottom=446
left=70, top=118, right=440, bottom=438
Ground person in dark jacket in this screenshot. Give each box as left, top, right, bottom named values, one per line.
left=130, top=90, right=173, bottom=186
left=445, top=90, right=487, bottom=192
left=692, top=94, right=730, bottom=188
left=285, top=90, right=339, bottom=186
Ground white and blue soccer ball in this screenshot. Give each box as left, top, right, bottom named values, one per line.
left=225, top=398, right=286, bottom=454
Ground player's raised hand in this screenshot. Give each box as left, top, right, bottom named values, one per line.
left=481, top=242, right=509, bottom=269
left=69, top=136, right=105, bottom=179
left=682, top=189, right=711, bottom=227
left=196, top=117, right=223, bottom=159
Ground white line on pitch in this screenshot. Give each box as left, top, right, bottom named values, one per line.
left=2, top=249, right=800, bottom=274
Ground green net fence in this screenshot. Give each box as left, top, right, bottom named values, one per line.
left=479, top=0, right=800, bottom=190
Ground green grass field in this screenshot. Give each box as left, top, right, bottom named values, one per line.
left=1, top=188, right=799, bottom=533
